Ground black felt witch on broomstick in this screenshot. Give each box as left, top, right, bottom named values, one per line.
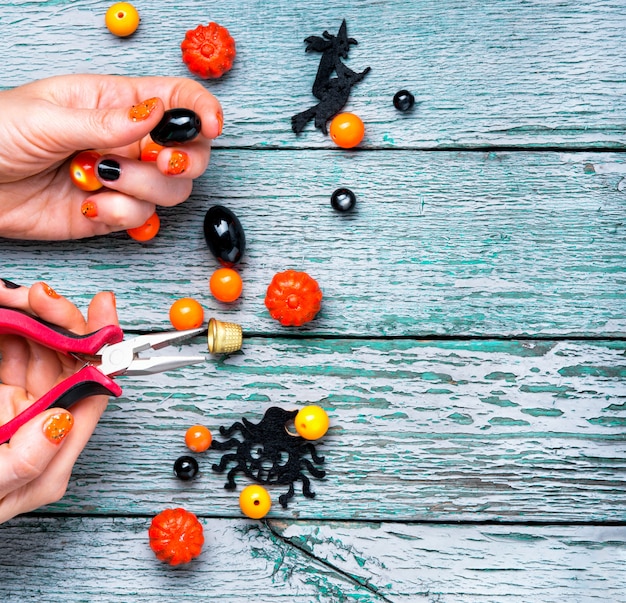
left=292, top=20, right=371, bottom=135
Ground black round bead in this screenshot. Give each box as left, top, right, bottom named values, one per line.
left=393, top=90, right=415, bottom=112
left=330, top=188, right=357, bottom=212
left=203, top=205, right=246, bottom=265
left=150, top=108, right=202, bottom=146
left=174, top=455, right=199, bottom=481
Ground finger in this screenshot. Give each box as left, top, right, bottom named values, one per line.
left=42, top=74, right=223, bottom=141
left=0, top=383, right=28, bottom=427
left=94, top=155, right=195, bottom=205
left=154, top=142, right=212, bottom=179
left=0, top=336, right=28, bottom=389
left=0, top=280, right=30, bottom=311
left=44, top=291, right=120, bottom=486
left=26, top=282, right=87, bottom=334
left=46, top=392, right=108, bottom=476
left=0, top=336, right=29, bottom=396
left=79, top=190, right=156, bottom=231
left=108, top=75, right=224, bottom=139
left=25, top=339, right=66, bottom=401
left=0, top=409, right=74, bottom=503
left=42, top=98, right=166, bottom=156
left=86, top=291, right=119, bottom=331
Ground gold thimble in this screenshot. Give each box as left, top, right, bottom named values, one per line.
left=207, top=317, right=243, bottom=354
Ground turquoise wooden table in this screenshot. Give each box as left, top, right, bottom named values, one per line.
left=0, top=1, right=625, bottom=601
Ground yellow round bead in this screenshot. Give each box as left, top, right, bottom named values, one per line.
left=239, top=485, right=272, bottom=519
left=294, top=405, right=329, bottom=440
left=105, top=2, right=140, bottom=37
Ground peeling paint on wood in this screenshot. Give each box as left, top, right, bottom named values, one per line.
left=0, top=0, right=624, bottom=600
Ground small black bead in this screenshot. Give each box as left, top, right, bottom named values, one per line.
left=174, top=455, right=199, bottom=481
left=393, top=90, right=415, bottom=112
left=151, top=108, right=202, bottom=146
left=331, top=188, right=357, bottom=212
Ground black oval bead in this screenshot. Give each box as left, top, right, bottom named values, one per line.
left=174, top=455, right=199, bottom=481
left=330, top=188, right=356, bottom=212
left=203, top=205, right=246, bottom=265
left=150, top=108, right=202, bottom=146
left=393, top=90, right=415, bottom=112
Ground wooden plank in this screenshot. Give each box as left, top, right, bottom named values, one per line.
left=0, top=1, right=624, bottom=148
left=2, top=150, right=624, bottom=336
left=24, top=337, right=625, bottom=522
left=1, top=517, right=624, bottom=602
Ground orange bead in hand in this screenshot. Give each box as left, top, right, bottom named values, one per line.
left=140, top=141, right=165, bottom=162
left=69, top=150, right=103, bottom=191
left=127, top=212, right=160, bottom=242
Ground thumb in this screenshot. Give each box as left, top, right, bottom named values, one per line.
left=0, top=408, right=74, bottom=501
left=45, top=97, right=165, bottom=154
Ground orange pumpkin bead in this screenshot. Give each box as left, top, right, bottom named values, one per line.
left=264, top=270, right=322, bottom=326
left=148, top=508, right=204, bottom=565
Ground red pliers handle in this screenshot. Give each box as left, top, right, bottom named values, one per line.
left=0, top=307, right=205, bottom=445
left=0, top=308, right=124, bottom=444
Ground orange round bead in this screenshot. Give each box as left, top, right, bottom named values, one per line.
left=209, top=268, right=243, bottom=303
left=140, top=141, right=165, bottom=162
left=329, top=113, right=365, bottom=149
left=185, top=425, right=212, bottom=453
left=69, top=150, right=103, bottom=191
left=127, top=211, right=160, bottom=242
left=169, top=298, right=205, bottom=330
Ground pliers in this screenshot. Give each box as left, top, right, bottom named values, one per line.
left=0, top=307, right=205, bottom=444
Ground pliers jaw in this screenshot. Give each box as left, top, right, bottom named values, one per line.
left=98, top=327, right=206, bottom=377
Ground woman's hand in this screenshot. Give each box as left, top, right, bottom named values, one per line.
left=0, top=281, right=118, bottom=523
left=0, top=74, right=222, bottom=240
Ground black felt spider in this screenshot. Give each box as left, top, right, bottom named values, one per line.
left=211, top=407, right=326, bottom=508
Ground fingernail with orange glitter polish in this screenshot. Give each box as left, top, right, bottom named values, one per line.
left=41, top=283, right=60, bottom=299
left=129, top=97, right=159, bottom=121
left=81, top=201, right=98, bottom=218
left=167, top=150, right=189, bottom=175
left=216, top=109, right=223, bottom=137
left=43, top=412, right=74, bottom=444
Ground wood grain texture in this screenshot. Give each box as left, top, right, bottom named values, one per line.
left=0, top=0, right=624, bottom=598
left=0, top=0, right=624, bottom=149
left=1, top=517, right=624, bottom=603
left=14, top=337, right=622, bottom=522
left=1, top=150, right=624, bottom=336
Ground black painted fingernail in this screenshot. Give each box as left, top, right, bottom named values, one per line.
left=97, top=159, right=121, bottom=182
left=1, top=278, right=21, bottom=289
